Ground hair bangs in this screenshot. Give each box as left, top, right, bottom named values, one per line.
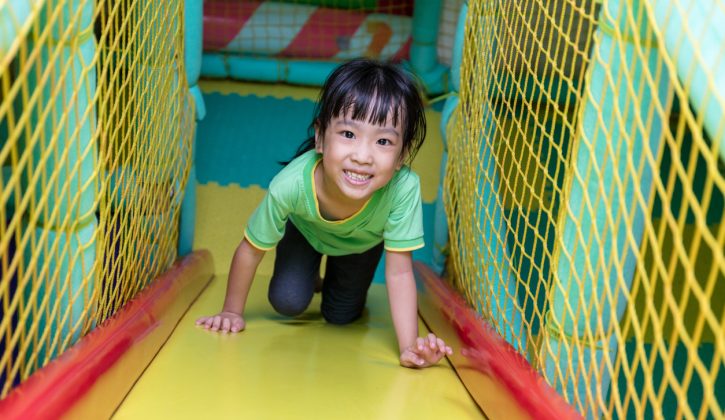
left=332, top=85, right=403, bottom=130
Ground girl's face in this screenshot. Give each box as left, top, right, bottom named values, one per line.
left=315, top=108, right=405, bottom=210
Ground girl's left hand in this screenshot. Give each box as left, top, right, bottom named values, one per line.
left=399, top=333, right=453, bottom=368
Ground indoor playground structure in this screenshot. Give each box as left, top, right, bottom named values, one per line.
left=0, top=0, right=723, bottom=418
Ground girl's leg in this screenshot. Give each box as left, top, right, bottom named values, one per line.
left=321, top=243, right=384, bottom=324
left=268, top=221, right=322, bottom=317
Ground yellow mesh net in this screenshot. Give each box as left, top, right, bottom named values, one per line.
left=0, top=0, right=193, bottom=397
left=445, top=0, right=724, bottom=417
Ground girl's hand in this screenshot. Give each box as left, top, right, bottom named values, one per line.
left=399, top=333, right=453, bottom=368
left=195, top=311, right=246, bottom=333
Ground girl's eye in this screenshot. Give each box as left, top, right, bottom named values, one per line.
left=342, top=131, right=355, bottom=139
left=377, top=138, right=392, bottom=146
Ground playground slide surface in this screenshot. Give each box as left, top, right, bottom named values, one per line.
left=112, top=273, right=483, bottom=419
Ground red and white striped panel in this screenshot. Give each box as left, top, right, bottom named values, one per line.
left=203, top=0, right=412, bottom=61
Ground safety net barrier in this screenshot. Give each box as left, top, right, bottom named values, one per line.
left=0, top=0, right=194, bottom=397
left=444, top=0, right=724, bottom=418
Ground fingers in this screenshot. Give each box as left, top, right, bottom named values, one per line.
left=400, top=349, right=426, bottom=368
left=231, top=318, right=245, bottom=333
left=403, top=334, right=454, bottom=368
left=195, top=313, right=245, bottom=334
left=426, top=333, right=453, bottom=355
left=211, top=316, right=222, bottom=331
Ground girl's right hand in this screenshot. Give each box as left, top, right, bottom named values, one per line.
left=195, top=311, right=245, bottom=333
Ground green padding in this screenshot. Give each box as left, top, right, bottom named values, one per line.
left=25, top=11, right=97, bottom=225
left=1, top=165, right=14, bottom=214
left=42, top=0, right=94, bottom=39
left=652, top=0, right=724, bottom=162
left=22, top=218, right=97, bottom=364
left=610, top=342, right=725, bottom=420
left=1, top=0, right=32, bottom=52
left=493, top=73, right=580, bottom=108
left=546, top=1, right=672, bottom=416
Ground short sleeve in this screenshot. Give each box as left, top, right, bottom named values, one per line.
left=244, top=183, right=294, bottom=251
left=383, top=171, right=425, bottom=252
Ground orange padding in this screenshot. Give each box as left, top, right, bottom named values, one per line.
left=0, top=250, right=214, bottom=420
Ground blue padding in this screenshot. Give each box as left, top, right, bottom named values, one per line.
left=431, top=182, right=447, bottom=274
left=440, top=95, right=458, bottom=148
left=26, top=29, right=97, bottom=225
left=228, top=56, right=285, bottom=83
left=201, top=54, right=341, bottom=86
left=401, top=61, right=448, bottom=95
left=450, top=2, right=466, bottom=93
left=228, top=56, right=339, bottom=86
left=23, top=218, right=97, bottom=363
left=652, top=0, right=724, bottom=161
left=201, top=53, right=229, bottom=78
left=178, top=165, right=197, bottom=256
left=410, top=0, right=443, bottom=74
left=184, top=0, right=203, bottom=84
left=1, top=1, right=32, bottom=51
left=196, top=93, right=315, bottom=187
left=546, top=1, right=672, bottom=414
left=286, top=61, right=339, bottom=86
left=190, top=85, right=206, bottom=120
left=474, top=106, right=524, bottom=353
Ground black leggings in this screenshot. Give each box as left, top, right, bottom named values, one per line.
left=268, top=221, right=384, bottom=324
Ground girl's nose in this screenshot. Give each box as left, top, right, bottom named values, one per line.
left=352, top=141, right=373, bottom=164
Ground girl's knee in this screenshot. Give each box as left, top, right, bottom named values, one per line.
left=268, top=287, right=311, bottom=317
left=321, top=306, right=363, bottom=325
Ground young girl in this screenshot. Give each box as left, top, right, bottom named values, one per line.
left=196, top=58, right=453, bottom=368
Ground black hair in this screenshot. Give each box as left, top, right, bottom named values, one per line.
left=284, top=58, right=426, bottom=165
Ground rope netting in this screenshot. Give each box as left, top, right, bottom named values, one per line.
left=0, top=0, right=193, bottom=397
left=445, top=0, right=724, bottom=418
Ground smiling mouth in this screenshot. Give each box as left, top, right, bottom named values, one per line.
left=344, top=170, right=372, bottom=184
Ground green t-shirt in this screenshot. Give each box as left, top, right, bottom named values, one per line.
left=244, top=150, right=424, bottom=256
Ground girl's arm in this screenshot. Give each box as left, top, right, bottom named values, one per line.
left=195, top=238, right=265, bottom=333
left=385, top=250, right=453, bottom=368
